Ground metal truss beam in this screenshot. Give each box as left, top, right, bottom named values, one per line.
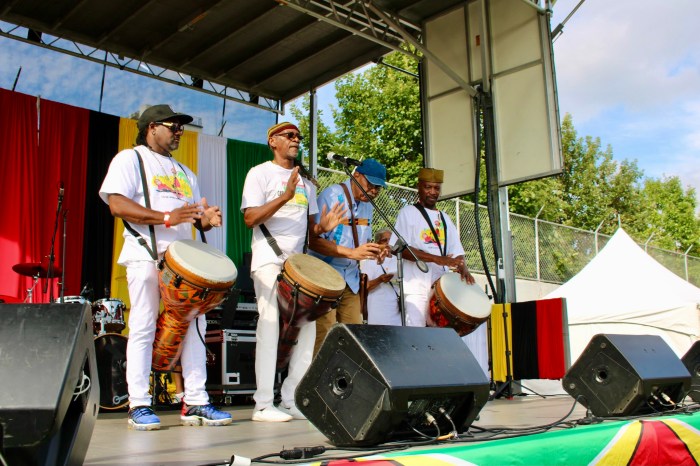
left=0, top=22, right=282, bottom=114
left=277, top=0, right=422, bottom=60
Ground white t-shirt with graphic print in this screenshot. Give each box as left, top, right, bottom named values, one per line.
left=99, top=145, right=201, bottom=265
left=391, top=204, right=465, bottom=295
left=240, top=161, right=319, bottom=272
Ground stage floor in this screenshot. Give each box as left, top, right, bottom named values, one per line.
left=84, top=394, right=591, bottom=466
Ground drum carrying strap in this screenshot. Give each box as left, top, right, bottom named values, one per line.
left=123, top=149, right=158, bottom=261
left=413, top=203, right=447, bottom=257
left=341, top=183, right=369, bottom=321
left=123, top=150, right=208, bottom=259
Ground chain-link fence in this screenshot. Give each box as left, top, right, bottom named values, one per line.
left=317, top=167, right=700, bottom=287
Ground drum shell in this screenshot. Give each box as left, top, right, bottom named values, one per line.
left=92, top=298, right=126, bottom=335
left=275, top=255, right=344, bottom=369
left=428, top=275, right=489, bottom=337
left=153, top=242, right=236, bottom=372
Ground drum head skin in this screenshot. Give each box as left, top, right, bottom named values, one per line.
left=284, top=254, right=345, bottom=297
left=438, top=272, right=491, bottom=319
left=166, top=239, right=237, bottom=286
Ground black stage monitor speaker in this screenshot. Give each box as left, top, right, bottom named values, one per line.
left=0, top=303, right=99, bottom=466
left=681, top=340, right=700, bottom=402
left=562, top=334, right=691, bottom=417
left=296, top=324, right=490, bottom=446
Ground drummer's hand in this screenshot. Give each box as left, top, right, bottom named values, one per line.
left=377, top=244, right=392, bottom=262
left=452, top=258, right=475, bottom=284
left=283, top=167, right=301, bottom=201
left=200, top=197, right=222, bottom=228
left=170, top=202, right=204, bottom=226
left=318, top=202, right=347, bottom=233
left=380, top=273, right=394, bottom=283
left=351, top=242, right=382, bottom=261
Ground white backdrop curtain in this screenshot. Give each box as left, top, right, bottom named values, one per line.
left=197, top=133, right=228, bottom=254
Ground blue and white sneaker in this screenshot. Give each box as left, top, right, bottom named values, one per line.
left=180, top=403, right=233, bottom=426
left=128, top=406, right=161, bottom=431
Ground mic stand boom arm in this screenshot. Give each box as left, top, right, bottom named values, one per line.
left=341, top=165, right=428, bottom=327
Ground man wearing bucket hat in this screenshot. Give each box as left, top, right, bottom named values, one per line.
left=390, top=168, right=475, bottom=327
left=309, top=158, right=388, bottom=355
left=241, top=122, right=346, bottom=422
left=100, top=104, right=230, bottom=430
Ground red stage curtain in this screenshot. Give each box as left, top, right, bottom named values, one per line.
left=38, top=99, right=90, bottom=300
left=0, top=89, right=39, bottom=301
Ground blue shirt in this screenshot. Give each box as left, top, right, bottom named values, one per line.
left=311, top=180, right=374, bottom=293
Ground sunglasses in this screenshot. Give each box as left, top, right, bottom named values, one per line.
left=155, top=121, right=186, bottom=133
left=274, top=131, right=304, bottom=141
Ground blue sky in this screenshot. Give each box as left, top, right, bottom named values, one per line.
left=1, top=0, right=699, bottom=204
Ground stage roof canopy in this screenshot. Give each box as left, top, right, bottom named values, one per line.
left=0, top=0, right=467, bottom=112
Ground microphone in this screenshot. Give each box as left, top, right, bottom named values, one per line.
left=58, top=182, right=64, bottom=202
left=327, top=152, right=362, bottom=167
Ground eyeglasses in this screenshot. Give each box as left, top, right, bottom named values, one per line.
left=155, top=121, right=186, bottom=133
left=363, top=175, right=382, bottom=192
left=274, top=132, right=304, bottom=141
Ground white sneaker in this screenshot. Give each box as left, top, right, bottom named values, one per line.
left=277, top=404, right=307, bottom=420
left=251, top=405, right=292, bottom=422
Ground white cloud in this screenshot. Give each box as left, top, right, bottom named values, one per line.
left=552, top=0, right=700, bottom=203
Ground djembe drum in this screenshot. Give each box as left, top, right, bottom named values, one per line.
left=152, top=239, right=237, bottom=371
left=427, top=272, right=491, bottom=336
left=276, top=254, right=345, bottom=369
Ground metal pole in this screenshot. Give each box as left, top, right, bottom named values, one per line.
left=594, top=219, right=605, bottom=254
left=684, top=245, right=694, bottom=281
left=644, top=233, right=655, bottom=253
left=535, top=205, right=544, bottom=281
left=309, top=88, right=318, bottom=179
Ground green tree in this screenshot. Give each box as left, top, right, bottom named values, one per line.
left=632, top=176, right=700, bottom=251
left=288, top=96, right=338, bottom=169
left=332, top=51, right=423, bottom=187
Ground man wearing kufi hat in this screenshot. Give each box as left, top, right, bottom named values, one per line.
left=309, top=158, right=389, bottom=355
left=241, top=122, right=346, bottom=422
left=390, top=167, right=475, bottom=328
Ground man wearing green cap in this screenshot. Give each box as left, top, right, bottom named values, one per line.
left=309, top=158, right=388, bottom=355
left=100, top=104, right=231, bottom=430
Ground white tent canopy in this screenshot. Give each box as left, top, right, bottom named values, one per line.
left=545, top=228, right=700, bottom=362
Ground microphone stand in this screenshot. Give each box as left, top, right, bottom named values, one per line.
left=340, top=164, right=428, bottom=326
left=60, top=209, right=68, bottom=303
left=46, top=187, right=63, bottom=302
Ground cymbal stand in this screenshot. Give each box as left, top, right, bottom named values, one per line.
left=59, top=209, right=68, bottom=303
left=24, top=274, right=40, bottom=303
left=46, top=185, right=64, bottom=302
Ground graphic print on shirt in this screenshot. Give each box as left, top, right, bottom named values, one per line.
left=152, top=172, right=193, bottom=200
left=275, top=179, right=309, bottom=209
left=332, top=193, right=347, bottom=244
left=420, top=217, right=445, bottom=247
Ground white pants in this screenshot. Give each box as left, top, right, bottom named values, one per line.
left=125, top=260, right=209, bottom=407
left=404, top=294, right=429, bottom=327
left=252, top=263, right=315, bottom=411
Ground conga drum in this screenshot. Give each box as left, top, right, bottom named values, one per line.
left=276, top=254, right=345, bottom=369
left=153, top=239, right=237, bottom=371
left=428, top=272, right=491, bottom=336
